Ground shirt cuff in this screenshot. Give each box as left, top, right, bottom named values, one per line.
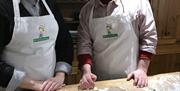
left=139, top=51, right=153, bottom=61
left=55, top=62, right=72, bottom=75
left=6, top=69, right=26, bottom=91
left=78, top=54, right=93, bottom=68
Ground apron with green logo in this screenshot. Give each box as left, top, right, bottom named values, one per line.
left=2, top=0, right=58, bottom=81
left=89, top=3, right=138, bottom=80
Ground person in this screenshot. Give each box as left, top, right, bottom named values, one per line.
left=0, top=0, right=73, bottom=91
left=77, top=0, right=157, bottom=89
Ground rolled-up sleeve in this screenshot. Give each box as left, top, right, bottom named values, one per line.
left=77, top=3, right=93, bottom=56
left=138, top=0, right=157, bottom=54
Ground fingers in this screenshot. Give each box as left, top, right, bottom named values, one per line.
left=91, top=74, right=97, bottom=81
left=47, top=82, right=57, bottom=91
left=136, top=76, right=148, bottom=88
left=137, top=78, right=143, bottom=88
left=86, top=75, right=94, bottom=85
left=133, top=76, right=138, bottom=86
left=127, top=72, right=134, bottom=81
left=129, top=69, right=149, bottom=88
left=52, top=83, right=65, bottom=91
left=79, top=74, right=96, bottom=89
left=80, top=77, right=91, bottom=89
left=43, top=80, right=53, bottom=91
left=42, top=80, right=50, bottom=91
left=42, top=78, right=65, bottom=91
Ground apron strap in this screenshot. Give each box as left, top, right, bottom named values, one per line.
left=41, top=0, right=53, bottom=15
left=12, top=0, right=21, bottom=17
left=89, top=5, right=94, bottom=25
left=120, top=0, right=125, bottom=13
left=88, top=4, right=95, bottom=32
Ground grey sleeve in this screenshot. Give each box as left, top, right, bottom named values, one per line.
left=55, top=62, right=72, bottom=75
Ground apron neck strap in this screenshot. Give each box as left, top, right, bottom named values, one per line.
left=120, top=0, right=125, bottom=13
left=41, top=0, right=53, bottom=15
left=89, top=5, right=95, bottom=24
left=13, top=0, right=21, bottom=17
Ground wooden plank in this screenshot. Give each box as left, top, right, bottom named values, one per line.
left=175, top=0, right=180, bottom=15
left=150, top=0, right=159, bottom=17
left=157, top=0, right=168, bottom=38
left=157, top=38, right=176, bottom=45
left=176, top=16, right=180, bottom=41
left=166, top=0, right=177, bottom=37
left=156, top=43, right=180, bottom=55
left=149, top=54, right=180, bottom=75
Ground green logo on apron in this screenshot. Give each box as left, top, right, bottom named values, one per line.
left=33, top=25, right=50, bottom=42
left=103, top=24, right=118, bottom=38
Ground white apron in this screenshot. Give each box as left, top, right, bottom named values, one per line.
left=89, top=4, right=138, bottom=80
left=2, top=0, right=59, bottom=80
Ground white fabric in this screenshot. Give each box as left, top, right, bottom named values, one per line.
left=89, top=3, right=138, bottom=80
left=2, top=0, right=59, bottom=81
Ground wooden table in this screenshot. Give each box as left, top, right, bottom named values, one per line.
left=57, top=72, right=180, bottom=91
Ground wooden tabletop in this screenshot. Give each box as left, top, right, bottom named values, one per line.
left=57, top=72, right=180, bottom=91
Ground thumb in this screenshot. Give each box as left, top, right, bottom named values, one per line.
left=127, top=72, right=134, bottom=81
left=91, top=74, right=97, bottom=81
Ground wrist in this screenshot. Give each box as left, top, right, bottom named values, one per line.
left=137, top=67, right=148, bottom=73
left=83, top=64, right=92, bottom=74
left=139, top=51, right=153, bottom=61
left=56, top=72, right=65, bottom=77
left=137, top=59, right=150, bottom=73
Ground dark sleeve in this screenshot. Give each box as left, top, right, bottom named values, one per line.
left=48, top=0, right=73, bottom=66
left=0, top=13, right=14, bottom=88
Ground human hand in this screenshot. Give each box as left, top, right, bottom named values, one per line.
left=127, top=69, right=148, bottom=88
left=79, top=72, right=97, bottom=89
left=19, top=77, right=43, bottom=91
left=41, top=72, right=66, bottom=91
left=31, top=80, right=44, bottom=91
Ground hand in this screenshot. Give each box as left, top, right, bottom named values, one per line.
left=19, top=77, right=43, bottom=91
left=31, top=80, right=44, bottom=91
left=127, top=69, right=148, bottom=88
left=79, top=72, right=97, bottom=89
left=42, top=72, right=66, bottom=91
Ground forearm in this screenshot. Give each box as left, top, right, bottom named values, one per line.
left=137, top=51, right=152, bottom=73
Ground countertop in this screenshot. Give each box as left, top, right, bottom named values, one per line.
left=57, top=72, right=180, bottom=91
